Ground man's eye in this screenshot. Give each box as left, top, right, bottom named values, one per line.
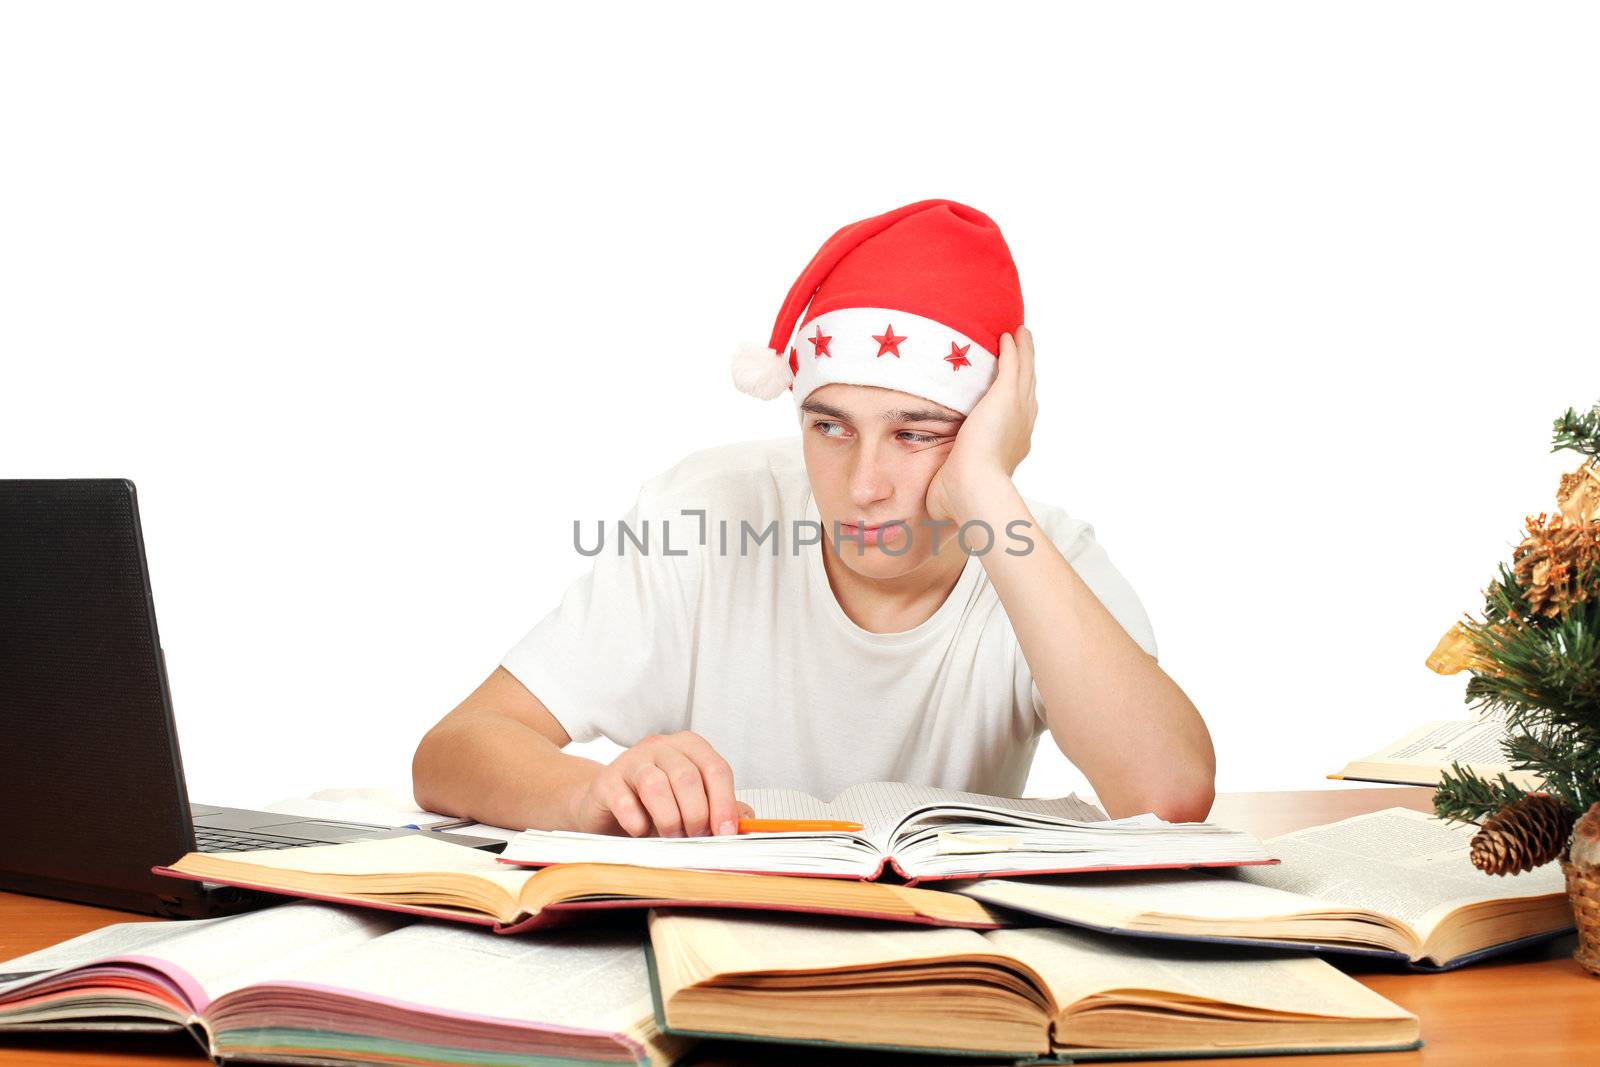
left=899, top=431, right=939, bottom=444
left=814, top=421, right=846, bottom=438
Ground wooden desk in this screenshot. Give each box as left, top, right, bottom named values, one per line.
left=1, top=787, right=1595, bottom=1065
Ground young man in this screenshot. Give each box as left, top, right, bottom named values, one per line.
left=413, top=199, right=1215, bottom=838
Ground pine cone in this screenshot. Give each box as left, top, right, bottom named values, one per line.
left=1470, top=794, right=1576, bottom=876
left=1571, top=802, right=1600, bottom=870
left=1512, top=512, right=1600, bottom=619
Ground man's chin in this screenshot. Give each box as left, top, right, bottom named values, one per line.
left=827, top=545, right=933, bottom=581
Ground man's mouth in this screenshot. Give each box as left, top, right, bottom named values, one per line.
left=839, top=521, right=903, bottom=546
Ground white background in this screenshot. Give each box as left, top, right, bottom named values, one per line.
left=2, top=2, right=1595, bottom=811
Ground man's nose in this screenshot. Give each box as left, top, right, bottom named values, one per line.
left=848, top=445, right=894, bottom=511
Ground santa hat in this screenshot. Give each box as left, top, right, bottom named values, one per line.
left=731, top=198, right=1024, bottom=415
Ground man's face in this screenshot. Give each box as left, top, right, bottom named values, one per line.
left=798, top=383, right=965, bottom=581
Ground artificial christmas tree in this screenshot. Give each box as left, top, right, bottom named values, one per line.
left=1429, top=401, right=1600, bottom=976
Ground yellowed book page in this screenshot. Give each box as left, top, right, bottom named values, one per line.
left=170, top=835, right=534, bottom=898
left=987, top=925, right=1412, bottom=1023
left=1231, top=807, right=1566, bottom=941
left=648, top=910, right=1049, bottom=1056
left=649, top=909, right=994, bottom=980
left=521, top=864, right=996, bottom=925
left=1335, top=719, right=1541, bottom=789
left=166, top=836, right=537, bottom=922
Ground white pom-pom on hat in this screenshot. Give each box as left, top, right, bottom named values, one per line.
left=730, top=341, right=793, bottom=399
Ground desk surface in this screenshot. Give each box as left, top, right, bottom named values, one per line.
left=1, top=787, right=1594, bottom=1065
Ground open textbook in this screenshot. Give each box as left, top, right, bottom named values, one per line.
left=152, top=833, right=999, bottom=932
left=953, top=807, right=1573, bottom=970
left=501, top=782, right=1274, bottom=882
left=0, top=901, right=687, bottom=1066
left=1330, top=716, right=1542, bottom=789
left=645, top=910, right=1421, bottom=1061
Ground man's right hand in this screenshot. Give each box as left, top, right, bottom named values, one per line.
left=568, top=731, right=752, bottom=837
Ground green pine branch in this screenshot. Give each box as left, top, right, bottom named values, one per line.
left=1434, top=763, right=1530, bottom=825
left=1551, top=402, right=1600, bottom=459
left=1457, top=600, right=1600, bottom=719
left=1480, top=560, right=1530, bottom=626
left=1502, top=724, right=1600, bottom=814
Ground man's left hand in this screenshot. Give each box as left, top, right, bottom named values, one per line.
left=926, top=325, right=1038, bottom=523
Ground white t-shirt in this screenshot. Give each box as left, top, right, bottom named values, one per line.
left=501, top=435, right=1157, bottom=799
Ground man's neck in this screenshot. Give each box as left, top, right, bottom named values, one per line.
left=819, top=535, right=969, bottom=634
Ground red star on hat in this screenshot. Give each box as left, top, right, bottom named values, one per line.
left=945, top=341, right=972, bottom=370
left=808, top=325, right=833, bottom=357
left=872, top=324, right=907, bottom=358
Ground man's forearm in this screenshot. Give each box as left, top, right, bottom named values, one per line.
left=961, top=480, right=1216, bottom=821
left=412, top=708, right=602, bottom=830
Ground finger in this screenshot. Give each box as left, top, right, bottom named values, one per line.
left=627, top=762, right=685, bottom=837
left=997, top=331, right=1018, bottom=379
left=736, top=801, right=756, bottom=820
left=654, top=747, right=712, bottom=837
left=600, top=772, right=652, bottom=837
left=670, top=732, right=739, bottom=835
left=1017, top=325, right=1036, bottom=388
left=998, top=334, right=1024, bottom=391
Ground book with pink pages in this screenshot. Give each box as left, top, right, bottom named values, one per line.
left=151, top=833, right=1003, bottom=934
left=498, top=783, right=1276, bottom=884
left=0, top=899, right=691, bottom=1066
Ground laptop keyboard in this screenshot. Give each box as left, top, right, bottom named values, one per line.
left=193, top=827, right=316, bottom=852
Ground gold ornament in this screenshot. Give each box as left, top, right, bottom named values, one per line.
left=1557, top=460, right=1600, bottom=525
left=1427, top=622, right=1482, bottom=675
left=1512, top=512, right=1600, bottom=619
left=1426, top=620, right=1510, bottom=676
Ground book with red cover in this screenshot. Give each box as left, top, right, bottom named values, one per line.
left=151, top=834, right=1002, bottom=934
left=498, top=782, right=1276, bottom=885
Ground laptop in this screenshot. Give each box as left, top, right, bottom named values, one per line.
left=0, top=478, right=502, bottom=919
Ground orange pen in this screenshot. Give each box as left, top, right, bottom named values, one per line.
left=737, top=818, right=864, bottom=834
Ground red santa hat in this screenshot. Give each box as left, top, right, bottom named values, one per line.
left=731, top=198, right=1025, bottom=415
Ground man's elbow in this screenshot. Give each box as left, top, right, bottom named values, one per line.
left=1149, top=779, right=1215, bottom=823
left=1152, top=721, right=1216, bottom=822
left=411, top=723, right=454, bottom=815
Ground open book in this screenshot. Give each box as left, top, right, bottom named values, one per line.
left=0, top=900, right=688, bottom=1066
left=152, top=833, right=999, bottom=932
left=1330, top=717, right=1542, bottom=789
left=501, top=782, right=1274, bottom=882
left=645, top=909, right=1421, bottom=1061
left=952, top=807, right=1574, bottom=970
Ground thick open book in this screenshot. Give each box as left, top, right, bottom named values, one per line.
left=952, top=807, right=1574, bottom=970
left=0, top=900, right=688, bottom=1065
left=1330, top=717, right=1542, bottom=789
left=152, top=834, right=999, bottom=932
left=645, top=909, right=1421, bottom=1061
left=501, top=782, right=1274, bottom=882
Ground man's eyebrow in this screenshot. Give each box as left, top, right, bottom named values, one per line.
left=799, top=399, right=851, bottom=420
left=884, top=408, right=962, bottom=424
left=798, top=399, right=961, bottom=424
